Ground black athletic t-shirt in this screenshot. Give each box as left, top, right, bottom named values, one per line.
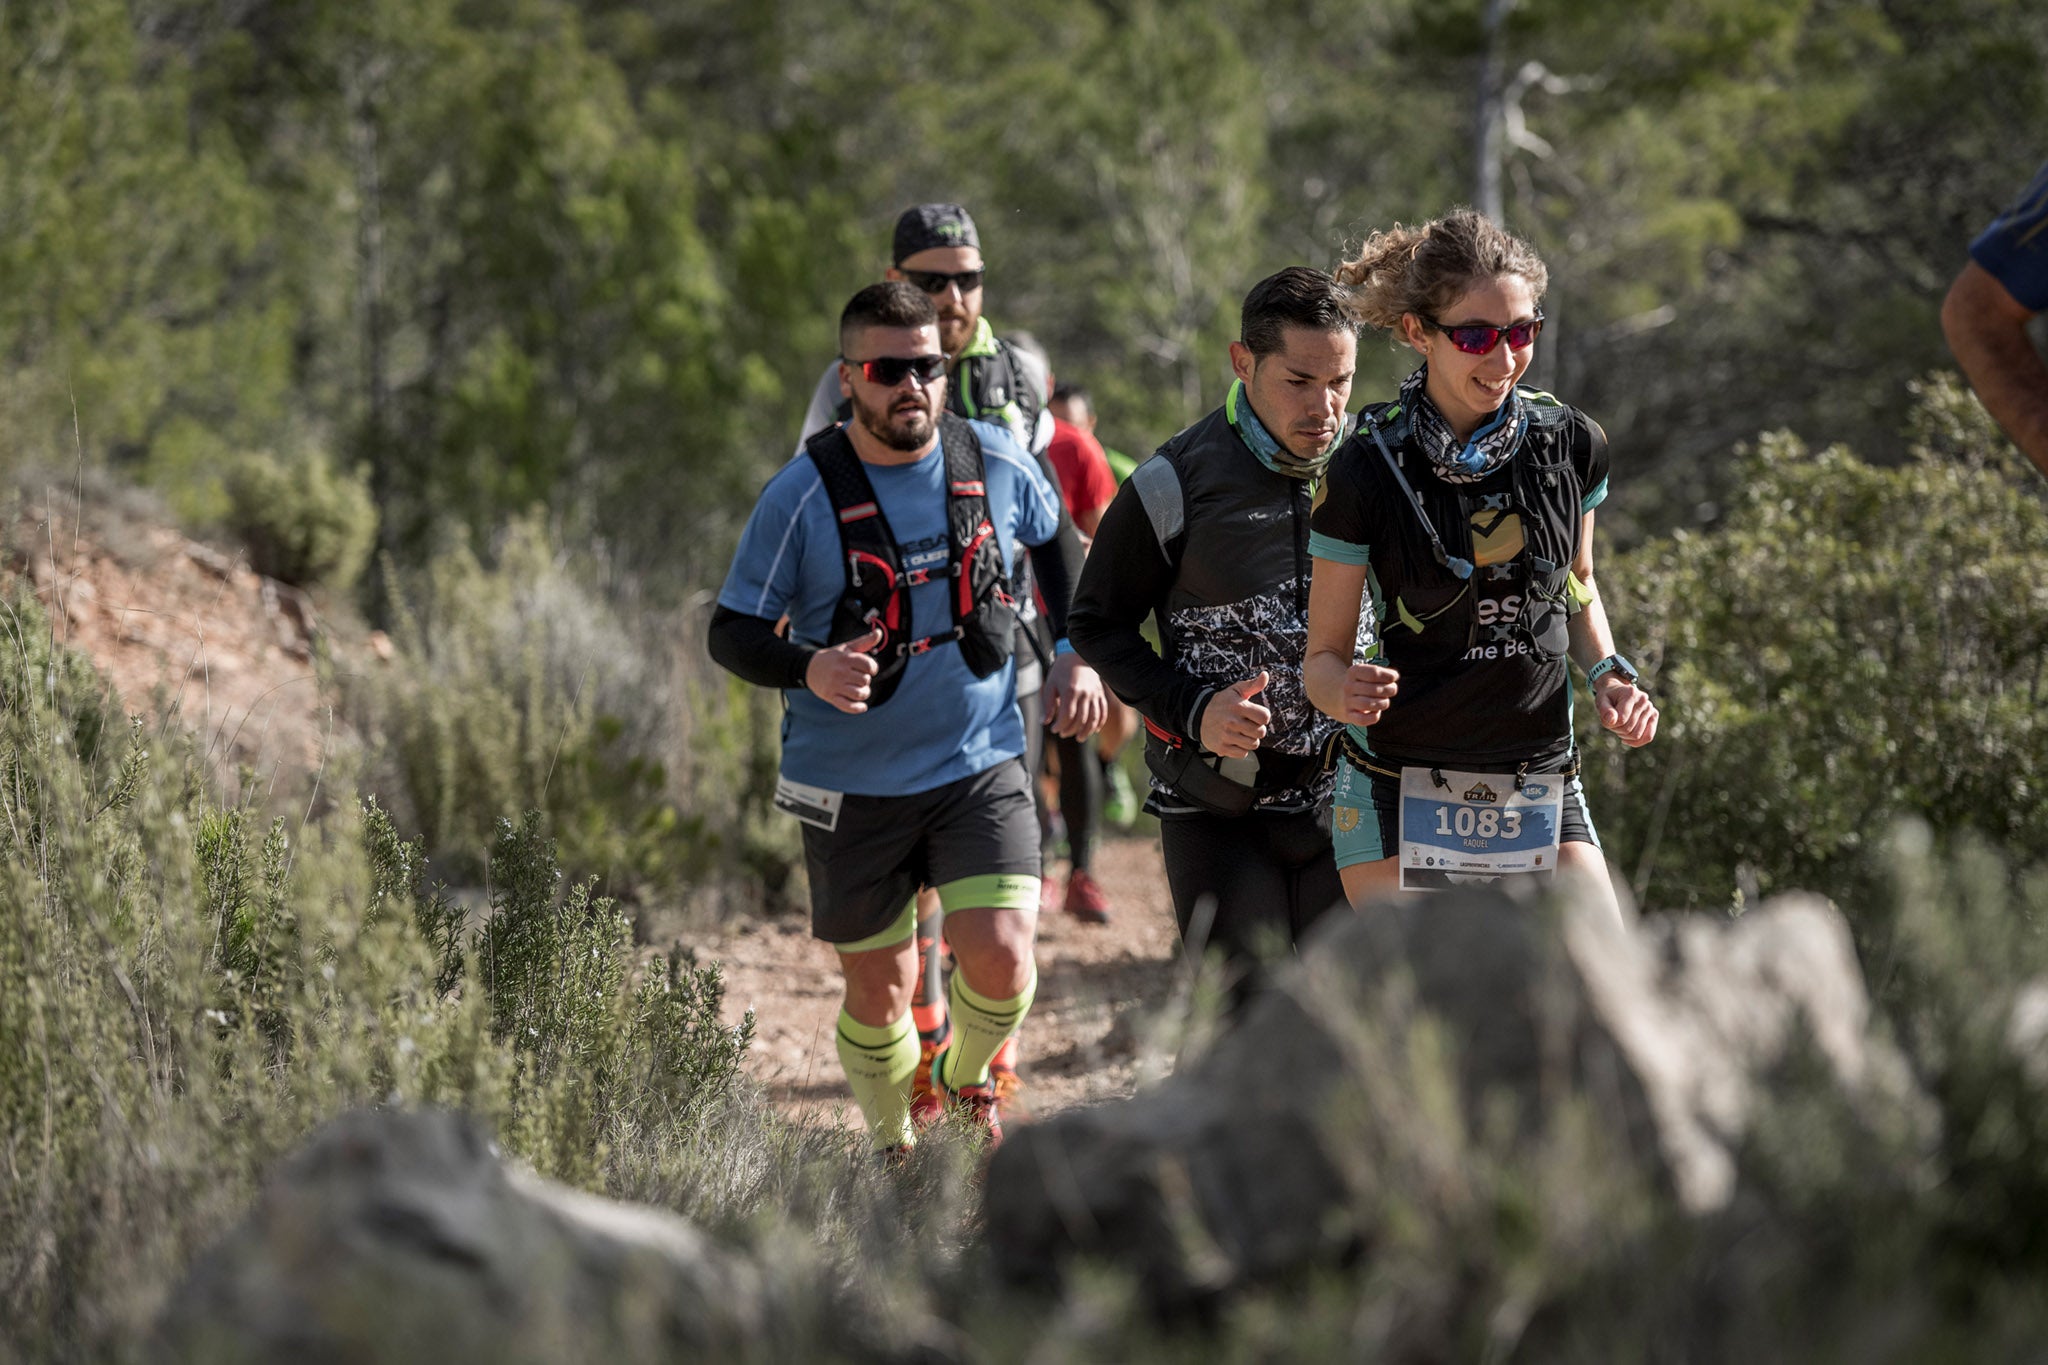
left=1308, top=398, right=1609, bottom=771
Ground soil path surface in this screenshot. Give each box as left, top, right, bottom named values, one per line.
left=700, top=834, right=1186, bottom=1134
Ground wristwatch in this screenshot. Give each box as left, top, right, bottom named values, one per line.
left=1586, top=653, right=1640, bottom=688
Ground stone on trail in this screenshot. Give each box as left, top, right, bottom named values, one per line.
left=983, top=884, right=1929, bottom=1310
left=154, top=1107, right=941, bottom=1365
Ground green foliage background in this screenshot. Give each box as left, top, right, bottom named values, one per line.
left=6, top=0, right=2045, bottom=559
left=1584, top=375, right=2048, bottom=912
left=6, top=0, right=2042, bottom=902
left=8, top=3, right=2048, bottom=1355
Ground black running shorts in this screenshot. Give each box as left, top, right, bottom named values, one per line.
left=801, top=758, right=1042, bottom=949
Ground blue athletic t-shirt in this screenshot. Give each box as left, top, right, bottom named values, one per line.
left=718, top=418, right=1061, bottom=797
left=1971, top=158, right=2048, bottom=312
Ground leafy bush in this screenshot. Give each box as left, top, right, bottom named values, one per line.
left=0, top=592, right=771, bottom=1359
left=222, top=447, right=378, bottom=592
left=353, top=513, right=796, bottom=905
left=358, top=516, right=669, bottom=888
left=1585, top=375, right=2048, bottom=911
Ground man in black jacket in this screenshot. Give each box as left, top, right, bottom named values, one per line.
left=1069, top=267, right=1369, bottom=992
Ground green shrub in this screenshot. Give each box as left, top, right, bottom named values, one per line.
left=222, top=446, right=377, bottom=591
left=359, top=516, right=673, bottom=892
left=1585, top=374, right=2048, bottom=911
left=196, top=807, right=303, bottom=1056
left=354, top=513, right=795, bottom=905
left=0, top=590, right=779, bottom=1360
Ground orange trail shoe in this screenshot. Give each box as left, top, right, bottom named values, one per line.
left=989, top=1034, right=1022, bottom=1104
left=909, top=1027, right=950, bottom=1131
left=1064, top=868, right=1112, bottom=924
left=935, top=1047, right=1003, bottom=1149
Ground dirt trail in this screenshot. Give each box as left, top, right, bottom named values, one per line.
left=700, top=834, right=1185, bottom=1132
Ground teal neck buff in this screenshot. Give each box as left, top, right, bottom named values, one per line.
left=1227, top=379, right=1337, bottom=481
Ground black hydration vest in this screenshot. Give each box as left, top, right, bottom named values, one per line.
left=802, top=413, right=1017, bottom=707
left=951, top=341, right=1041, bottom=440
left=825, top=338, right=1052, bottom=681
left=1124, top=404, right=1355, bottom=816
left=1355, top=397, right=1598, bottom=673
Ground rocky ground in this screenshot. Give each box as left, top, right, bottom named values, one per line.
left=3, top=483, right=378, bottom=791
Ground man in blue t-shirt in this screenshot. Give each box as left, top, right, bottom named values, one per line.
left=1943, top=157, right=2048, bottom=479
left=708, top=282, right=1096, bottom=1154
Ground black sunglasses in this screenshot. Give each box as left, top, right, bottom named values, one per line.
left=902, top=268, right=985, bottom=295
left=1427, top=312, right=1544, bottom=356
left=844, top=354, right=948, bottom=387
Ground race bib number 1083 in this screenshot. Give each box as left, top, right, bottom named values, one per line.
left=1398, top=766, right=1564, bottom=890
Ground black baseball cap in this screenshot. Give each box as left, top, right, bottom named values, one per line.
left=892, top=203, right=981, bottom=264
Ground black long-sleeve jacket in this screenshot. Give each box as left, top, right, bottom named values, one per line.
left=1069, top=404, right=1367, bottom=815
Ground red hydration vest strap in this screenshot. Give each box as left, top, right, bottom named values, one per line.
left=802, top=415, right=1017, bottom=707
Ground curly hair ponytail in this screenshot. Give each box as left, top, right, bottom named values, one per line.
left=1337, top=209, right=1548, bottom=333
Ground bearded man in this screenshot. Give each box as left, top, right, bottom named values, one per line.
left=711, top=282, right=1081, bottom=1152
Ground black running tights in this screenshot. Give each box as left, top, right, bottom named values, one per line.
left=1158, top=809, right=1345, bottom=996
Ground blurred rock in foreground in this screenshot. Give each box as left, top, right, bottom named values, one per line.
left=985, top=885, right=1931, bottom=1312
left=154, top=1107, right=940, bottom=1364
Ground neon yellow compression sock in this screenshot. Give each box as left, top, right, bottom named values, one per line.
left=835, top=1009, right=918, bottom=1150
left=940, top=968, right=1036, bottom=1090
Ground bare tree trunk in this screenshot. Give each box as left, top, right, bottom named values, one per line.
left=347, top=55, right=396, bottom=568
left=1474, top=0, right=1515, bottom=225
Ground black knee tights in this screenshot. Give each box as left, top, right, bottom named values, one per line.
left=1052, top=732, right=1102, bottom=872
left=1158, top=810, right=1344, bottom=997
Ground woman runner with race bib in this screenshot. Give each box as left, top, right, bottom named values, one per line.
left=1304, top=209, right=1657, bottom=922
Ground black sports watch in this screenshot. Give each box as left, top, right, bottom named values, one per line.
left=1586, top=653, right=1640, bottom=689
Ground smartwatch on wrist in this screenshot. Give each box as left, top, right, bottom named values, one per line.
left=1586, top=653, right=1639, bottom=689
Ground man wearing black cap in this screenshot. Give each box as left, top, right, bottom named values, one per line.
left=795, top=204, right=1104, bottom=1125
left=801, top=203, right=1053, bottom=458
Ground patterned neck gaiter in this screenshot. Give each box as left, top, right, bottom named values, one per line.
left=1398, top=365, right=1526, bottom=485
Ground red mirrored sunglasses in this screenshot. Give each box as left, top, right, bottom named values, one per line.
left=1427, top=312, right=1545, bottom=356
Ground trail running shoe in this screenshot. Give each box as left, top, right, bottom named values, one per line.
left=909, top=1032, right=948, bottom=1131
left=934, top=1048, right=1003, bottom=1149
left=989, top=1034, right=1021, bottom=1104
left=1064, top=868, right=1111, bottom=925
